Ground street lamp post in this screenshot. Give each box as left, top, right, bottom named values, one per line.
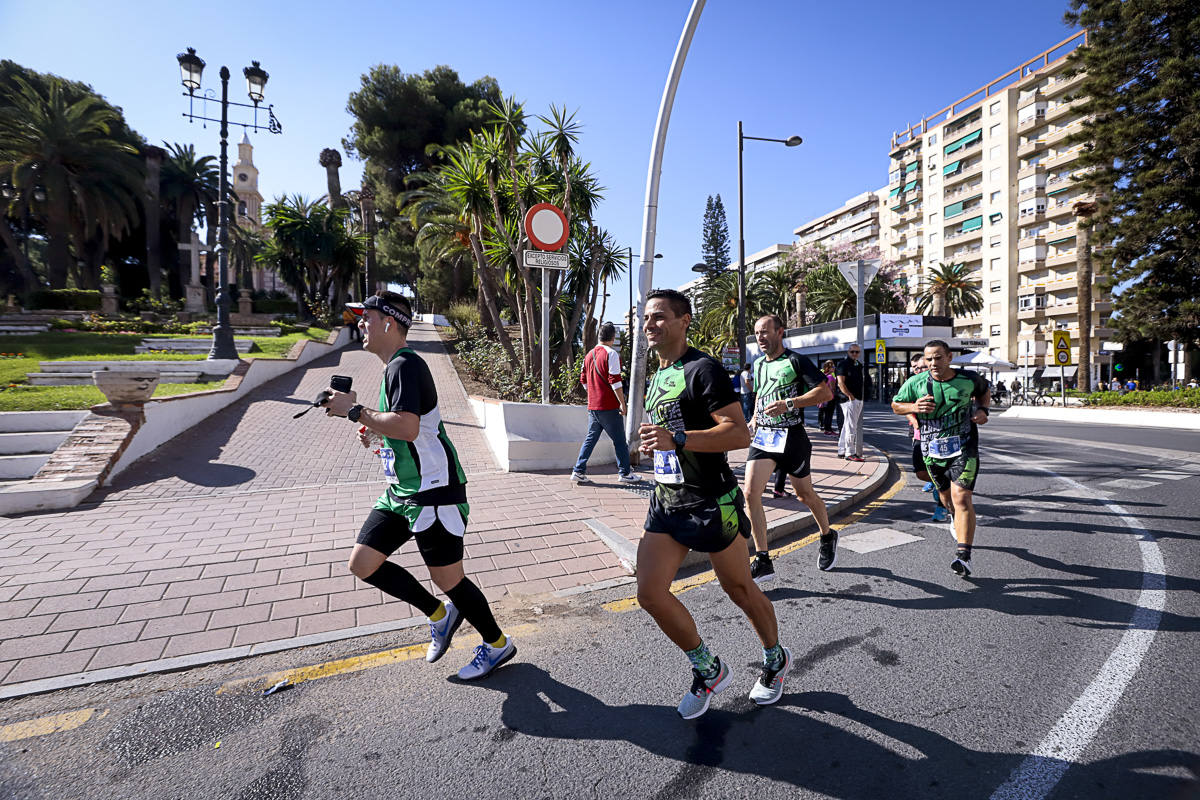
left=176, top=47, right=282, bottom=361
left=736, top=122, right=802, bottom=365
left=625, top=248, right=661, bottom=332
left=359, top=184, right=377, bottom=300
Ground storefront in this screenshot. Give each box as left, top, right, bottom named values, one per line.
left=745, top=314, right=990, bottom=401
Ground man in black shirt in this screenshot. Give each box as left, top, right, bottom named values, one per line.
left=836, top=344, right=871, bottom=462
left=637, top=289, right=792, bottom=719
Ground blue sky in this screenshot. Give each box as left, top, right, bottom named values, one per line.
left=1, top=0, right=1076, bottom=315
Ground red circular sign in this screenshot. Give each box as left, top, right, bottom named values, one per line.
left=523, top=203, right=569, bottom=251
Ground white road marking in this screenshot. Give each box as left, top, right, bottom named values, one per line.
left=1099, top=478, right=1159, bottom=491
left=988, top=461, right=1166, bottom=800
left=1137, top=470, right=1191, bottom=481
left=838, top=527, right=924, bottom=554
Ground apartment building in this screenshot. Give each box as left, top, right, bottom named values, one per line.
left=882, top=30, right=1110, bottom=385
left=793, top=190, right=885, bottom=250
left=677, top=243, right=791, bottom=298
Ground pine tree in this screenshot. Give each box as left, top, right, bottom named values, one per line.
left=701, top=193, right=731, bottom=272
left=1065, top=0, right=1200, bottom=357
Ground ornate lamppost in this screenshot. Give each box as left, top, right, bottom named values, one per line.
left=176, top=47, right=282, bottom=360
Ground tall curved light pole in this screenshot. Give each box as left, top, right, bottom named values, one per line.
left=626, top=0, right=707, bottom=462
left=737, top=124, right=803, bottom=366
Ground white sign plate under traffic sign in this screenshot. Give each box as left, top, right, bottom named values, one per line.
left=523, top=250, right=570, bottom=270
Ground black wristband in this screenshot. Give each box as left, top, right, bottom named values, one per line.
left=978, top=407, right=989, bottom=416
left=347, top=404, right=364, bottom=423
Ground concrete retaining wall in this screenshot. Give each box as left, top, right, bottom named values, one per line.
left=109, top=327, right=353, bottom=479
left=468, top=396, right=614, bottom=472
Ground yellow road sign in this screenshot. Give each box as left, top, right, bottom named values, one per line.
left=1053, top=331, right=1072, bottom=366
left=875, top=339, right=887, bottom=365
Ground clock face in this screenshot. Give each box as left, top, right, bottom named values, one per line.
left=238, top=173, right=249, bottom=182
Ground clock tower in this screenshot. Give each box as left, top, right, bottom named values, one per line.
left=232, top=132, right=263, bottom=229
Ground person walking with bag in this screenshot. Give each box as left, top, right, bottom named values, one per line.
left=572, top=322, right=638, bottom=484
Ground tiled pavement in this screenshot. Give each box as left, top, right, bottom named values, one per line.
left=0, top=323, right=883, bottom=695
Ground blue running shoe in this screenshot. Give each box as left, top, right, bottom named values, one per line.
left=931, top=506, right=950, bottom=523
left=922, top=481, right=935, bottom=493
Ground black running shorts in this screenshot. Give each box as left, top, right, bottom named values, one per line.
left=911, top=440, right=928, bottom=476
left=747, top=426, right=814, bottom=479
left=924, top=447, right=980, bottom=493
left=356, top=507, right=464, bottom=567
left=644, top=487, right=751, bottom=553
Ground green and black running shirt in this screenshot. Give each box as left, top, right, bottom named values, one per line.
left=752, top=348, right=826, bottom=428
left=373, top=347, right=468, bottom=514
left=644, top=347, right=740, bottom=508
left=893, top=369, right=988, bottom=461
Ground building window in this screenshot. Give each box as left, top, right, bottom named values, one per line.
left=929, top=133, right=938, bottom=145
left=928, top=212, right=938, bottom=225
left=990, top=101, right=1001, bottom=115
left=990, top=146, right=1002, bottom=160
left=991, top=325, right=1002, bottom=336
left=991, top=257, right=1001, bottom=271
left=1019, top=296, right=1033, bottom=311
left=991, top=235, right=1002, bottom=247
left=238, top=201, right=247, bottom=216
left=990, top=281, right=1002, bottom=292
left=990, top=168, right=1001, bottom=182
left=989, top=124, right=1001, bottom=138
left=991, top=190, right=1001, bottom=203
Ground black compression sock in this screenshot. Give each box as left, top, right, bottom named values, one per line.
left=446, top=578, right=502, bottom=644
left=362, top=561, right=441, bottom=617
left=956, top=545, right=972, bottom=560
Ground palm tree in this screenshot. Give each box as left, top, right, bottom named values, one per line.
left=160, top=142, right=218, bottom=297
left=758, top=261, right=796, bottom=322
left=1074, top=200, right=1098, bottom=392
left=914, top=262, right=984, bottom=318
left=804, top=263, right=906, bottom=323
left=0, top=76, right=142, bottom=288
left=259, top=194, right=363, bottom=324
left=697, top=270, right=771, bottom=352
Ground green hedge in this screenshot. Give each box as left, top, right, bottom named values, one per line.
left=1082, top=388, right=1200, bottom=408
left=255, top=298, right=297, bottom=315
left=29, top=289, right=101, bottom=311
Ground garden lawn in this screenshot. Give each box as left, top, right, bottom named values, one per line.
left=0, top=328, right=331, bottom=411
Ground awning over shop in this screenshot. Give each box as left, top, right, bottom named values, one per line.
left=944, top=129, right=982, bottom=156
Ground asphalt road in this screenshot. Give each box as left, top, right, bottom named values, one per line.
left=1, top=406, right=1197, bottom=800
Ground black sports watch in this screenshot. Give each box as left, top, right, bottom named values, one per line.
left=672, top=430, right=688, bottom=451
left=977, top=407, right=989, bottom=417
left=347, top=404, right=364, bottom=423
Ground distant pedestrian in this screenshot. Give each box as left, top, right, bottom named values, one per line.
left=572, top=322, right=637, bottom=485
left=1187, top=378, right=1198, bottom=390
left=342, top=307, right=361, bottom=341
left=836, top=344, right=871, bottom=462
left=817, top=360, right=841, bottom=436
left=739, top=362, right=754, bottom=421
left=1110, top=377, right=1122, bottom=392
left=1125, top=378, right=1138, bottom=393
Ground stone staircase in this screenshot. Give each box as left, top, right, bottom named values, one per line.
left=26, top=359, right=238, bottom=386
left=0, top=411, right=89, bottom=481
left=135, top=337, right=256, bottom=355
left=0, top=311, right=87, bottom=335
left=193, top=325, right=280, bottom=336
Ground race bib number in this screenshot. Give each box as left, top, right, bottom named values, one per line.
left=752, top=427, right=787, bottom=453
left=928, top=435, right=963, bottom=459
left=653, top=450, right=684, bottom=485
left=378, top=447, right=398, bottom=482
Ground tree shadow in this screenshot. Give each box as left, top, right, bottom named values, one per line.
left=472, top=663, right=1197, bottom=799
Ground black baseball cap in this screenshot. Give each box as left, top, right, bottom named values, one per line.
left=346, top=296, right=411, bottom=328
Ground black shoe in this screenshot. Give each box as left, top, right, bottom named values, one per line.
left=951, top=556, right=972, bottom=578
left=750, top=553, right=776, bottom=585
left=818, top=532, right=838, bottom=571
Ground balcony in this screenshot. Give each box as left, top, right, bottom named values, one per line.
left=1016, top=89, right=1042, bottom=110
left=1045, top=70, right=1086, bottom=98
left=1045, top=121, right=1085, bottom=148
left=1017, top=284, right=1046, bottom=297
left=944, top=181, right=983, bottom=201
left=1018, top=112, right=1047, bottom=133
left=1046, top=250, right=1078, bottom=268
left=1045, top=301, right=1079, bottom=317
left=1018, top=139, right=1045, bottom=159
left=900, top=245, right=923, bottom=259
left=1018, top=258, right=1046, bottom=274
left=1044, top=147, right=1083, bottom=169
left=1017, top=163, right=1046, bottom=181
left=1046, top=95, right=1088, bottom=123
left=1093, top=299, right=1113, bottom=313
left=902, top=149, right=921, bottom=167
left=944, top=162, right=983, bottom=187
left=1046, top=200, right=1075, bottom=219
left=945, top=226, right=983, bottom=244
left=943, top=111, right=983, bottom=140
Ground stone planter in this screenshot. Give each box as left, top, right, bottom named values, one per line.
left=100, top=284, right=119, bottom=315
left=93, top=370, right=160, bottom=406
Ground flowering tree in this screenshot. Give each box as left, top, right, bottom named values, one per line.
left=788, top=241, right=905, bottom=324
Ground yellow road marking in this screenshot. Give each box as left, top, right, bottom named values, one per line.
left=217, top=622, right=538, bottom=695
left=0, top=708, right=106, bottom=742
left=603, top=469, right=906, bottom=614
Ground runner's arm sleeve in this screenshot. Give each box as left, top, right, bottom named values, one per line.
left=693, top=357, right=739, bottom=416
left=383, top=356, right=427, bottom=415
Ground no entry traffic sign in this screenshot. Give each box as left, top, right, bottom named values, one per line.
left=524, top=203, right=569, bottom=251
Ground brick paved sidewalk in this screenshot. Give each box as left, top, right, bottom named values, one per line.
left=0, top=323, right=884, bottom=697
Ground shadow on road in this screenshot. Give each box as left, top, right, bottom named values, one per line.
left=473, top=662, right=1197, bottom=799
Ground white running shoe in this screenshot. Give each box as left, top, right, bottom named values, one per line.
left=426, top=601, right=462, bottom=663
left=749, top=647, right=792, bottom=705
left=677, top=660, right=732, bottom=719
left=458, top=637, right=517, bottom=680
